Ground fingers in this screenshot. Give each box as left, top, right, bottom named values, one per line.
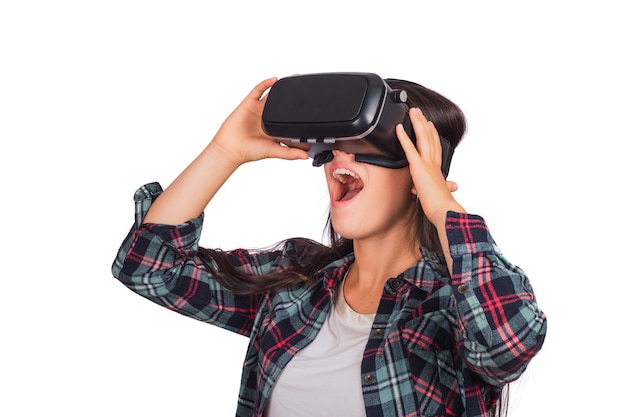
left=246, top=77, right=278, bottom=102
left=408, top=107, right=442, bottom=165
left=396, top=107, right=440, bottom=163
left=268, top=142, right=310, bottom=161
left=396, top=122, right=420, bottom=164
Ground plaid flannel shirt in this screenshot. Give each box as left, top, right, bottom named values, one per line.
left=112, top=182, right=547, bottom=417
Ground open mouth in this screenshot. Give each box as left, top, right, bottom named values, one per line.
left=332, top=168, right=364, bottom=202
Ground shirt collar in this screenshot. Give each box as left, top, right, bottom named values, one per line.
left=319, top=253, right=354, bottom=292
left=318, top=247, right=449, bottom=293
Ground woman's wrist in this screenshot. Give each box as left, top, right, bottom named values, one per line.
left=428, top=198, right=466, bottom=231
left=205, top=138, right=246, bottom=170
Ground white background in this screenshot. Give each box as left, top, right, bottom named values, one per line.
left=1, top=1, right=624, bottom=416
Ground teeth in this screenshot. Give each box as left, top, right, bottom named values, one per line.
left=332, top=168, right=360, bottom=184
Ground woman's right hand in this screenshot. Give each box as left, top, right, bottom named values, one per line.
left=142, top=77, right=308, bottom=225
left=209, top=77, right=310, bottom=166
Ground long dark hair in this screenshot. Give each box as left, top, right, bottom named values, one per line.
left=197, top=78, right=508, bottom=416
left=198, top=78, right=466, bottom=293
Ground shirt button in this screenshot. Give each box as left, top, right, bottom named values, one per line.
left=373, top=329, right=384, bottom=338
left=457, top=283, right=469, bottom=293
left=389, top=279, right=401, bottom=291
left=363, top=374, right=375, bottom=384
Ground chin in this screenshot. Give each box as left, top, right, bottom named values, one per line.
left=328, top=210, right=376, bottom=241
left=328, top=212, right=356, bottom=240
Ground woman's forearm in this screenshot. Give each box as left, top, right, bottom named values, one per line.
left=143, top=141, right=241, bottom=225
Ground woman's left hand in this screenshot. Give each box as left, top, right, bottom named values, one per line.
left=396, top=107, right=466, bottom=229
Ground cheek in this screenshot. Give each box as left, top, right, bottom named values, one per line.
left=370, top=172, right=415, bottom=216
left=374, top=169, right=414, bottom=199
left=323, top=167, right=333, bottom=193
left=332, top=177, right=414, bottom=235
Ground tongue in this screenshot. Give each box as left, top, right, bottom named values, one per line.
left=341, top=188, right=362, bottom=201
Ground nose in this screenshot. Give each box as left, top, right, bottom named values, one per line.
left=331, top=149, right=355, bottom=160
left=314, top=149, right=355, bottom=167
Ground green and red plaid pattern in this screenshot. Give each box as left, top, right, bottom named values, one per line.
left=112, top=182, right=546, bottom=417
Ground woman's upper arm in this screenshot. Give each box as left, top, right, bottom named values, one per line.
left=445, top=212, right=548, bottom=385
left=111, top=182, right=275, bottom=336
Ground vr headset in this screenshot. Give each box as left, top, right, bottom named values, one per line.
left=261, top=72, right=453, bottom=177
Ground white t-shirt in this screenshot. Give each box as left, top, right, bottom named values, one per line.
left=264, top=279, right=376, bottom=417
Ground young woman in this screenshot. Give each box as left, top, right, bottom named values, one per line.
left=112, top=76, right=547, bottom=417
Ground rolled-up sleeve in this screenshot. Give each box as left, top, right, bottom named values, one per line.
left=445, top=211, right=547, bottom=385
left=111, top=182, right=280, bottom=337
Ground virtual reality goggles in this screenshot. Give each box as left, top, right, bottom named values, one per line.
left=261, top=72, right=453, bottom=177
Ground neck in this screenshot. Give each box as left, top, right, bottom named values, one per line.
left=349, top=229, right=421, bottom=291
left=341, top=230, right=420, bottom=314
